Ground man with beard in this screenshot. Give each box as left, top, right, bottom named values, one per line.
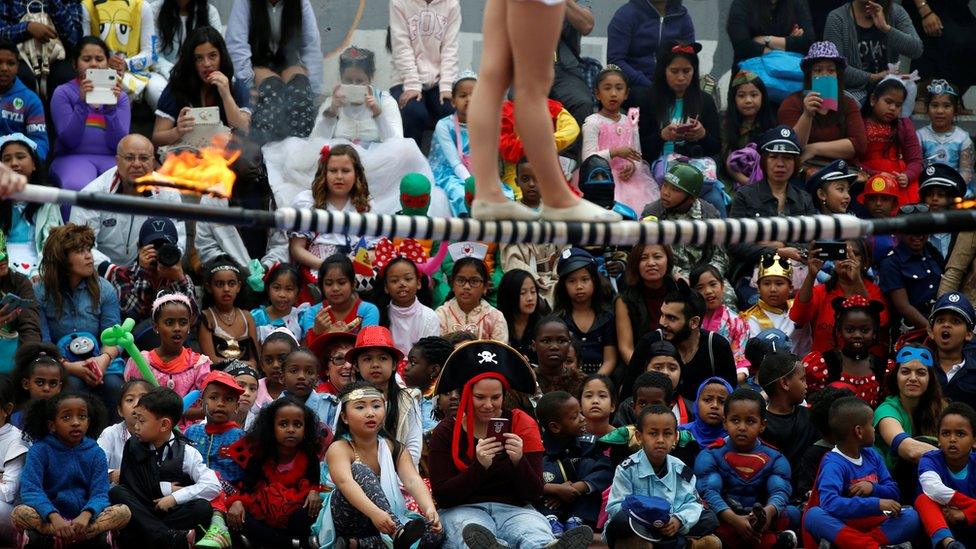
left=633, top=282, right=737, bottom=401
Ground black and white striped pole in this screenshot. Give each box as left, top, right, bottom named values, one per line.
left=10, top=183, right=973, bottom=246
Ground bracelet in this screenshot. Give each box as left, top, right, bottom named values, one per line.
left=890, top=432, right=910, bottom=454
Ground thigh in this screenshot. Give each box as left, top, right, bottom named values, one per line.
left=478, top=0, right=513, bottom=80
left=50, top=156, right=100, bottom=192
left=281, top=65, right=308, bottom=83
left=550, top=71, right=594, bottom=124
left=491, top=504, right=554, bottom=549
left=253, top=67, right=280, bottom=87
left=163, top=499, right=212, bottom=530
left=439, top=506, right=495, bottom=549
left=506, top=1, right=563, bottom=84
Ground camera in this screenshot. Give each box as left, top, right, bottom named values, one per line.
left=154, top=241, right=182, bottom=268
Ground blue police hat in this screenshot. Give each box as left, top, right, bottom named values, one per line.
left=929, top=291, right=976, bottom=329
left=757, top=125, right=801, bottom=156
left=806, top=159, right=857, bottom=194
left=754, top=328, right=793, bottom=353
left=621, top=495, right=672, bottom=541
left=556, top=247, right=596, bottom=277
left=919, top=163, right=967, bottom=199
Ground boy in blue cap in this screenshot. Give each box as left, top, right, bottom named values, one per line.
left=928, top=291, right=976, bottom=404
left=919, top=163, right=967, bottom=259
left=605, top=404, right=719, bottom=549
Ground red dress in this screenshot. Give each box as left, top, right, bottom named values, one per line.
left=860, top=119, right=918, bottom=205
left=803, top=351, right=886, bottom=407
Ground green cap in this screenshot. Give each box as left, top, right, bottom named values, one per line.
left=662, top=162, right=704, bottom=198
left=399, top=173, right=432, bottom=216
left=0, top=229, right=7, bottom=263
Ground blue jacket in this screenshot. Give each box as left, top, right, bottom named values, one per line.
left=918, top=449, right=976, bottom=502
left=607, top=450, right=703, bottom=535
left=20, top=435, right=110, bottom=520
left=0, top=77, right=49, bottom=160
left=34, top=277, right=121, bottom=344
left=606, top=0, right=695, bottom=88
left=694, top=437, right=792, bottom=515
left=540, top=433, right=613, bottom=523
left=184, top=422, right=245, bottom=485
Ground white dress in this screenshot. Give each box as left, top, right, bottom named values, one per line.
left=262, top=87, right=451, bottom=218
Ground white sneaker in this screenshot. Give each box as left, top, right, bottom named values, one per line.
left=470, top=198, right=541, bottom=221
left=540, top=199, right=622, bottom=222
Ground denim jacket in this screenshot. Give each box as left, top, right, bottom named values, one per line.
left=606, top=450, right=703, bottom=535
left=34, top=277, right=120, bottom=343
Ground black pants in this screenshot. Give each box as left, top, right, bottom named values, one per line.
left=390, top=84, right=455, bottom=147
left=241, top=509, right=314, bottom=549
left=550, top=67, right=593, bottom=161
left=109, top=485, right=212, bottom=547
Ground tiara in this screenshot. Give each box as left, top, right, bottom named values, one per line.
left=453, top=70, right=478, bottom=87
left=340, top=387, right=386, bottom=405
left=600, top=64, right=624, bottom=75
left=151, top=292, right=193, bottom=315
left=927, top=79, right=958, bottom=97
left=209, top=264, right=240, bottom=275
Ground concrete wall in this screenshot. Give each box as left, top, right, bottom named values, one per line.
left=210, top=0, right=737, bottom=96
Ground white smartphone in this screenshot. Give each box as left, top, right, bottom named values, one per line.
left=86, top=68, right=118, bottom=105
left=341, top=84, right=367, bottom=105
left=186, top=106, right=220, bottom=126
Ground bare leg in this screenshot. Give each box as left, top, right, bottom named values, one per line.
left=281, top=65, right=308, bottom=84
left=507, top=1, right=575, bottom=208
left=253, top=67, right=279, bottom=88
left=468, top=0, right=513, bottom=204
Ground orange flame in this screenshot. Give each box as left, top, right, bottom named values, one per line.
left=955, top=197, right=976, bottom=210
left=135, top=135, right=240, bottom=199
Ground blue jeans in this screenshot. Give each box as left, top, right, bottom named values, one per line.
left=66, top=373, right=124, bottom=423
left=439, top=502, right=554, bottom=549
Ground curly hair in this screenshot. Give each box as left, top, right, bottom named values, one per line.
left=311, top=144, right=371, bottom=213
left=240, top=396, right=321, bottom=492
left=21, top=392, right=106, bottom=443
left=40, top=224, right=98, bottom=317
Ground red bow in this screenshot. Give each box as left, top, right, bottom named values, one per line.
left=672, top=44, right=696, bottom=54
left=374, top=237, right=429, bottom=275
left=841, top=295, right=871, bottom=309
left=320, top=145, right=331, bottom=163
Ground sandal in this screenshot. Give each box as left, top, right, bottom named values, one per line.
left=392, top=519, right=426, bottom=549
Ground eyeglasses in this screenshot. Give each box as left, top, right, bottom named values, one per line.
left=119, top=154, right=153, bottom=164
left=899, top=203, right=929, bottom=215
left=454, top=277, right=484, bottom=288
left=329, top=355, right=347, bottom=365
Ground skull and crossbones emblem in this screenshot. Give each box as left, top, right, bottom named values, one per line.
left=477, top=351, right=497, bottom=365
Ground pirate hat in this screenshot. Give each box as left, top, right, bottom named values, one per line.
left=435, top=340, right=536, bottom=395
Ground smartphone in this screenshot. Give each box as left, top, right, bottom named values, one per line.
left=813, top=240, right=847, bottom=261
left=341, top=84, right=367, bottom=105
left=488, top=417, right=511, bottom=442
left=86, top=68, right=118, bottom=105
left=0, top=293, right=32, bottom=310
left=186, top=106, right=220, bottom=126
left=676, top=117, right=697, bottom=133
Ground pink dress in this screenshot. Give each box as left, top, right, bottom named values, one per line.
left=124, top=348, right=211, bottom=397
left=588, top=109, right=659, bottom=213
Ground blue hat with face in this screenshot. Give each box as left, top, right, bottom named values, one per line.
left=929, top=291, right=976, bottom=329
left=622, top=495, right=672, bottom=541
left=757, top=125, right=801, bottom=156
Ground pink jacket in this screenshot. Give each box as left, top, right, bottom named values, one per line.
left=124, top=350, right=211, bottom=397
left=389, top=0, right=461, bottom=93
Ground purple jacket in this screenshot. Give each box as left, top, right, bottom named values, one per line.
left=607, top=0, right=695, bottom=88
left=50, top=79, right=130, bottom=157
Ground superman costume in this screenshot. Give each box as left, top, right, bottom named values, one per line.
left=694, top=437, right=793, bottom=549
left=802, top=447, right=920, bottom=549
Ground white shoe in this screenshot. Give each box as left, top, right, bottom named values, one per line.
left=470, top=198, right=541, bottom=221
left=540, top=199, right=623, bottom=222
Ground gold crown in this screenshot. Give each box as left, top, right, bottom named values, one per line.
left=758, top=253, right=793, bottom=280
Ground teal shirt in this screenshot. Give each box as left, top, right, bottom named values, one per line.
left=873, top=395, right=912, bottom=472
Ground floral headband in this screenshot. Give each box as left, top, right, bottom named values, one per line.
left=731, top=70, right=759, bottom=88
left=340, top=386, right=386, bottom=405
left=927, top=79, right=958, bottom=97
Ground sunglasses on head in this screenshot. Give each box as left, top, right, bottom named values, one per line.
left=760, top=254, right=790, bottom=270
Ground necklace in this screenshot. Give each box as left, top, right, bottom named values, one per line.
left=216, top=307, right=237, bottom=325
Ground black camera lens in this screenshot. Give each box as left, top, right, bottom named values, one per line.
left=155, top=242, right=182, bottom=267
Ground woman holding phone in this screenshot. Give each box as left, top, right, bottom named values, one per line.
left=152, top=26, right=252, bottom=147
left=48, top=37, right=130, bottom=193
left=428, top=340, right=593, bottom=549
